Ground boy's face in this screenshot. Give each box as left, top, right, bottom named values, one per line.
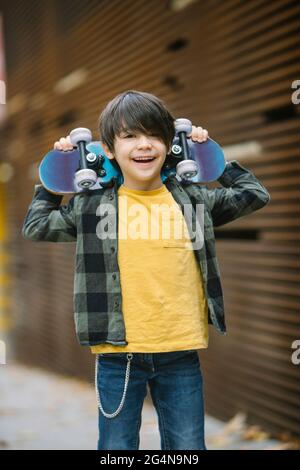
left=102, top=130, right=171, bottom=191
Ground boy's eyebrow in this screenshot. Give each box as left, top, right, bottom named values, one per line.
left=120, top=129, right=141, bottom=135
left=119, top=127, right=153, bottom=135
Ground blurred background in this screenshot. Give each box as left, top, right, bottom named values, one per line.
left=0, top=0, right=300, bottom=449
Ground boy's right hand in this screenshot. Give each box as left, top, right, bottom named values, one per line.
left=53, top=135, right=75, bottom=151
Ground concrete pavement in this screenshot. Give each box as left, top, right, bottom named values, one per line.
left=0, top=361, right=284, bottom=450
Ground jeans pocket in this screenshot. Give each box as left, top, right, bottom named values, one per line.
left=172, top=349, right=197, bottom=357
left=98, top=353, right=127, bottom=358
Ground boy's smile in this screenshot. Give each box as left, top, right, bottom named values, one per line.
left=103, top=131, right=171, bottom=191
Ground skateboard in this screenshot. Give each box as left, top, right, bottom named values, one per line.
left=39, top=119, right=226, bottom=195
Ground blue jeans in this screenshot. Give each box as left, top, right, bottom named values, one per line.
left=96, top=350, right=206, bottom=450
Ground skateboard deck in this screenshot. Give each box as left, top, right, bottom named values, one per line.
left=39, top=138, right=225, bottom=195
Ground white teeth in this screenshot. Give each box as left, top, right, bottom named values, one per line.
left=133, top=158, right=154, bottom=162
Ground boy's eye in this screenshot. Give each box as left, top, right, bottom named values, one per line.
left=121, top=132, right=159, bottom=139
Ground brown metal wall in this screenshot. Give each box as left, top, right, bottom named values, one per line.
left=0, top=0, right=299, bottom=436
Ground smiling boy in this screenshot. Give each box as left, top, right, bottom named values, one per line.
left=23, top=90, right=270, bottom=450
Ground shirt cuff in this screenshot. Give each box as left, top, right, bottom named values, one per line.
left=34, top=184, right=63, bottom=204
left=217, top=160, right=251, bottom=187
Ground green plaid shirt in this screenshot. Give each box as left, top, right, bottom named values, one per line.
left=22, top=160, right=270, bottom=347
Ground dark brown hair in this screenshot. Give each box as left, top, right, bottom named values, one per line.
left=98, top=90, right=175, bottom=155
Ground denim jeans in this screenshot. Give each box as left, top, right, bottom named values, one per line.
left=96, top=350, right=206, bottom=450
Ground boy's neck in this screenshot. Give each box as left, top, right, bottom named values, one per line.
left=121, top=178, right=164, bottom=191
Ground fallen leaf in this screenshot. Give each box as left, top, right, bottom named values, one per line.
left=0, top=440, right=9, bottom=448
left=242, top=425, right=270, bottom=441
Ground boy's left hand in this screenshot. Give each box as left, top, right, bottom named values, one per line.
left=187, top=125, right=209, bottom=143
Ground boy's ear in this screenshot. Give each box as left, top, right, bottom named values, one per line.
left=101, top=142, right=114, bottom=160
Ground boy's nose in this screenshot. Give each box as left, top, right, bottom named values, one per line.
left=137, top=135, right=152, bottom=148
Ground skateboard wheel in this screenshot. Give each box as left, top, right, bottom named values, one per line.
left=74, top=168, right=98, bottom=189
left=69, top=128, right=92, bottom=146
left=176, top=159, right=198, bottom=180
left=174, top=118, right=192, bottom=135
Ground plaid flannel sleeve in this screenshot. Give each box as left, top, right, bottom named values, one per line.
left=22, top=184, right=77, bottom=242
left=204, top=160, right=271, bottom=227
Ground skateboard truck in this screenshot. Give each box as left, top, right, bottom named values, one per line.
left=173, top=118, right=198, bottom=181
left=69, top=128, right=100, bottom=190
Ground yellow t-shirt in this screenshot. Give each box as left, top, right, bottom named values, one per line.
left=90, top=183, right=208, bottom=353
